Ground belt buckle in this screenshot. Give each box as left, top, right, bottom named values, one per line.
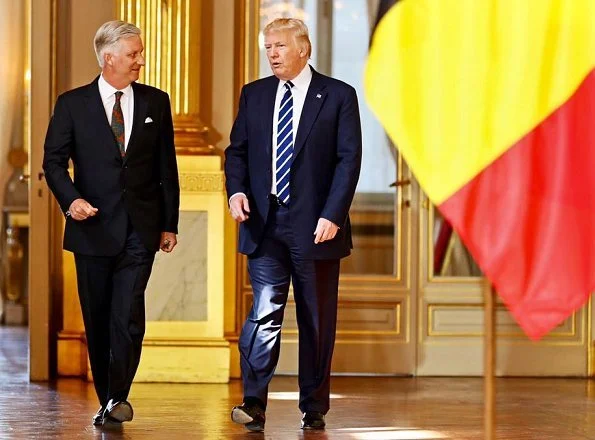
left=269, top=194, right=283, bottom=207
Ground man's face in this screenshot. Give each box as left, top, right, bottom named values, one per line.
left=104, top=35, right=145, bottom=85
left=264, top=30, right=307, bottom=81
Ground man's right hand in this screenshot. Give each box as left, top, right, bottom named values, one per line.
left=229, top=194, right=250, bottom=222
left=68, top=198, right=98, bottom=221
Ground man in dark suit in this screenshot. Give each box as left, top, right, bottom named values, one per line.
left=42, top=20, right=179, bottom=426
left=225, top=18, right=362, bottom=432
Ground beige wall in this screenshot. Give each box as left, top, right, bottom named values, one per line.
left=56, top=0, right=115, bottom=94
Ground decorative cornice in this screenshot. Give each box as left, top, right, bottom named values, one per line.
left=179, top=171, right=224, bottom=192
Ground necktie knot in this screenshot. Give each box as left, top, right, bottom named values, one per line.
left=284, top=81, right=294, bottom=91
left=115, top=91, right=123, bottom=102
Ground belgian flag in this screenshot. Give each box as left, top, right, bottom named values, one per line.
left=365, top=0, right=595, bottom=340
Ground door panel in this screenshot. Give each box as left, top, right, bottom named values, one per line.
left=417, top=193, right=589, bottom=376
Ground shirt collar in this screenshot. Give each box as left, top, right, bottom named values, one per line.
left=280, top=63, right=312, bottom=92
left=98, top=74, right=133, bottom=100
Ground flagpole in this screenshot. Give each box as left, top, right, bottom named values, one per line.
left=484, top=278, right=496, bottom=439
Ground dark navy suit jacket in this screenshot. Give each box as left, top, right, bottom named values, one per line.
left=225, top=67, right=362, bottom=260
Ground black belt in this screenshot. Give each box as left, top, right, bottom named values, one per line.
left=268, top=194, right=288, bottom=207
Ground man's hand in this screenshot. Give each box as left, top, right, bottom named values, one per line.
left=68, top=198, right=98, bottom=221
left=229, top=194, right=250, bottom=222
left=313, top=218, right=339, bottom=244
left=160, top=232, right=177, bottom=253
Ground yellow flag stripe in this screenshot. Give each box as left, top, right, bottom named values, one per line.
left=365, top=0, right=595, bottom=204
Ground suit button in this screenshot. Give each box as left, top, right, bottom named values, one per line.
left=123, top=189, right=127, bottom=193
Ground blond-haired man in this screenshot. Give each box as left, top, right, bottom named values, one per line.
left=43, top=20, right=179, bottom=426
left=225, top=18, right=362, bottom=431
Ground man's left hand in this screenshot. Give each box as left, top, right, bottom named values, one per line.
left=313, top=218, right=339, bottom=244
left=160, top=232, right=177, bottom=252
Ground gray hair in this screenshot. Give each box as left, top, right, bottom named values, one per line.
left=94, top=20, right=141, bottom=68
left=264, top=18, right=312, bottom=58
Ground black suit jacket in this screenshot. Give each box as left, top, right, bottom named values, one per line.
left=43, top=77, right=180, bottom=256
left=225, top=67, right=362, bottom=260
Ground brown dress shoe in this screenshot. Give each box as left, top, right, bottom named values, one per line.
left=231, top=402, right=266, bottom=432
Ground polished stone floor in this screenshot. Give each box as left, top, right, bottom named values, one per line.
left=2, top=326, right=595, bottom=439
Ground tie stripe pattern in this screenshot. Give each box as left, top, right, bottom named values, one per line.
left=111, top=91, right=125, bottom=157
left=276, top=81, right=294, bottom=204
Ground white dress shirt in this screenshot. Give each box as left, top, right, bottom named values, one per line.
left=229, top=64, right=313, bottom=204
left=271, top=64, right=312, bottom=194
left=98, top=74, right=134, bottom=151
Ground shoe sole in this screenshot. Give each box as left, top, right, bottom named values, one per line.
left=301, top=424, right=326, bottom=430
left=231, top=407, right=254, bottom=425
left=245, top=421, right=265, bottom=432
left=107, top=403, right=133, bottom=423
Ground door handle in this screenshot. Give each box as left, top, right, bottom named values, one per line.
left=389, top=179, right=411, bottom=187
left=18, top=172, right=44, bottom=183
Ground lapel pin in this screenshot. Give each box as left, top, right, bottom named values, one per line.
left=316, top=94, right=322, bottom=99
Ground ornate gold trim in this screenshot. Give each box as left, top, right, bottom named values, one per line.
left=178, top=172, right=224, bottom=193
left=426, top=303, right=578, bottom=339
left=117, top=0, right=215, bottom=154
left=143, top=337, right=230, bottom=348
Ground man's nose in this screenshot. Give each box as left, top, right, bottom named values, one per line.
left=137, top=55, right=146, bottom=66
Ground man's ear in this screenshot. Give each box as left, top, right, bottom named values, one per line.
left=104, top=52, right=112, bottom=66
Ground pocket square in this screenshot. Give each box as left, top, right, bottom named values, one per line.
left=144, top=117, right=153, bottom=123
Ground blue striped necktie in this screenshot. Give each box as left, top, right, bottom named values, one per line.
left=276, top=81, right=294, bottom=205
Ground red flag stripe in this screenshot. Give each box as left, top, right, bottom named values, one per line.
left=439, top=69, right=595, bottom=340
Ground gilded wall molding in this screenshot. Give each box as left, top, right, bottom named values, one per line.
left=179, top=171, right=224, bottom=193
left=117, top=0, right=216, bottom=154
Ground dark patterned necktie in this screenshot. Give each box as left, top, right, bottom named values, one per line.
left=111, top=91, right=125, bottom=157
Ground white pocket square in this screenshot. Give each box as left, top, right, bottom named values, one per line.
left=144, top=117, right=153, bottom=123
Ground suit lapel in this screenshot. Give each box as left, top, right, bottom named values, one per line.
left=85, top=78, right=122, bottom=159
left=293, top=70, right=327, bottom=160
left=124, top=82, right=148, bottom=164
left=262, top=76, right=279, bottom=160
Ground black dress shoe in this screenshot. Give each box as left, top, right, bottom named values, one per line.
left=301, top=411, right=326, bottom=430
left=92, top=406, right=105, bottom=426
left=231, top=402, right=266, bottom=432
left=104, top=399, right=134, bottom=423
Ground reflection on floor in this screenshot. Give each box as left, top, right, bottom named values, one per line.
left=2, top=326, right=595, bottom=439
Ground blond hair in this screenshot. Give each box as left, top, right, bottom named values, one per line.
left=264, top=18, right=312, bottom=57
left=94, top=20, right=141, bottom=67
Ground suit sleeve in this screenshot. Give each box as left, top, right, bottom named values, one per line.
left=320, top=86, right=363, bottom=226
left=159, top=92, right=180, bottom=233
left=42, top=95, right=82, bottom=214
left=224, top=86, right=250, bottom=200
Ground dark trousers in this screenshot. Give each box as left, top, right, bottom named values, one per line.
left=74, top=225, right=155, bottom=406
left=240, top=204, right=340, bottom=414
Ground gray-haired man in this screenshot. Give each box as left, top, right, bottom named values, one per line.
left=43, top=20, right=179, bottom=426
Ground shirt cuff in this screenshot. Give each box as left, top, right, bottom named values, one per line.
left=229, top=192, right=247, bottom=206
